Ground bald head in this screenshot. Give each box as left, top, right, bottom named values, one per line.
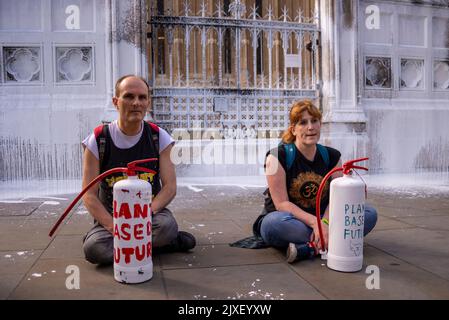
left=115, top=75, right=150, bottom=97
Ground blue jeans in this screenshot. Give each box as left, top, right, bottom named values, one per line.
left=260, top=205, right=378, bottom=248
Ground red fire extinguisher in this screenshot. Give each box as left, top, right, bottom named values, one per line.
left=49, top=158, right=157, bottom=284
left=315, top=157, right=369, bottom=272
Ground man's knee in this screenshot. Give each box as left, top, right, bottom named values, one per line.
left=82, top=227, right=113, bottom=265
left=152, top=209, right=178, bottom=247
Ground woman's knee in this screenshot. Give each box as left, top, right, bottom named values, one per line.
left=260, top=212, right=290, bottom=236
left=364, top=205, right=378, bottom=235
left=260, top=211, right=311, bottom=247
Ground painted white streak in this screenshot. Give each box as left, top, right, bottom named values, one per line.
left=42, top=201, right=60, bottom=205
left=187, top=185, right=203, bottom=192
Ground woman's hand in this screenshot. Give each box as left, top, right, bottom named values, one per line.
left=309, top=221, right=329, bottom=252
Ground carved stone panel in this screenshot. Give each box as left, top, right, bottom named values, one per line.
left=55, top=46, right=93, bottom=83
left=433, top=60, right=449, bottom=90
left=365, top=56, right=391, bottom=89
left=400, top=58, right=424, bottom=90
left=3, top=47, right=42, bottom=83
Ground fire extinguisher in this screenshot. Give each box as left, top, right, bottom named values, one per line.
left=49, top=158, right=157, bottom=284
left=315, top=157, right=369, bottom=272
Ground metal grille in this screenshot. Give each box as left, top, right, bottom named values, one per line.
left=148, top=0, right=320, bottom=135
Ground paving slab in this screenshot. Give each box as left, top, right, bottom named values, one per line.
left=1, top=184, right=449, bottom=300
left=376, top=206, right=448, bottom=219
left=28, top=200, right=79, bottom=220
left=395, top=215, right=449, bottom=231
left=369, top=193, right=449, bottom=212
left=0, top=250, right=42, bottom=274
left=230, top=217, right=258, bottom=234
left=289, top=245, right=449, bottom=299
left=9, top=258, right=167, bottom=300
left=159, top=244, right=282, bottom=270
left=373, top=215, right=415, bottom=231
left=0, top=249, right=43, bottom=299
left=0, top=201, right=43, bottom=217
left=176, top=219, right=248, bottom=246
left=1, top=195, right=79, bottom=220
left=0, top=218, right=57, bottom=251
left=366, top=228, right=449, bottom=281
left=41, top=235, right=85, bottom=260
left=163, top=263, right=325, bottom=300
left=172, top=208, right=231, bottom=222
left=57, top=210, right=94, bottom=236
left=0, top=274, right=25, bottom=300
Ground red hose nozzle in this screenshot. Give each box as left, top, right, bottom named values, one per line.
left=342, top=157, right=369, bottom=174
left=127, top=158, right=158, bottom=176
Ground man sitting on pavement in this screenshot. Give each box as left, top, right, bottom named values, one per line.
left=81, top=75, right=196, bottom=265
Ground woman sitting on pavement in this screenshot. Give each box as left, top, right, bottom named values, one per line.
left=258, top=99, right=377, bottom=263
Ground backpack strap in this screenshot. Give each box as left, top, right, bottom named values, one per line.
left=283, top=143, right=296, bottom=171
left=94, top=124, right=107, bottom=167
left=146, top=121, right=160, bottom=155
left=94, top=122, right=160, bottom=170
left=317, top=144, right=330, bottom=168
left=283, top=143, right=330, bottom=170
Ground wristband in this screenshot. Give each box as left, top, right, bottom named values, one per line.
left=321, top=218, right=329, bottom=226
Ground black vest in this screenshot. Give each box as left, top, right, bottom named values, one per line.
left=264, top=145, right=341, bottom=216
left=97, top=122, right=161, bottom=214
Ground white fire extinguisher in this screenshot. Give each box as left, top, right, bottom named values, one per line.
left=49, top=158, right=157, bottom=284
left=315, top=158, right=368, bottom=272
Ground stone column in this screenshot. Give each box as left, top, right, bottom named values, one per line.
left=206, top=0, right=215, bottom=85
left=320, top=0, right=368, bottom=161
left=241, top=30, right=250, bottom=87
left=273, top=1, right=281, bottom=88
left=173, top=0, right=183, bottom=86
left=103, top=0, right=148, bottom=122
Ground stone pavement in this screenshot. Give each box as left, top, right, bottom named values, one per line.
left=1, top=183, right=449, bottom=300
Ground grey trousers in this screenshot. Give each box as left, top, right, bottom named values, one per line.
left=82, top=208, right=178, bottom=265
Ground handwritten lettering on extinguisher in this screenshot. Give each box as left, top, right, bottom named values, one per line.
left=113, top=201, right=152, bottom=264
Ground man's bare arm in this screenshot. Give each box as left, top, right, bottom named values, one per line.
left=151, top=143, right=176, bottom=213
left=81, top=148, right=114, bottom=233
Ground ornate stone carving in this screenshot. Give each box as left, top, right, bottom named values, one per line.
left=3, top=47, right=41, bottom=83
left=433, top=60, right=449, bottom=90
left=56, top=47, right=92, bottom=82
left=365, top=57, right=391, bottom=88
left=400, top=58, right=424, bottom=89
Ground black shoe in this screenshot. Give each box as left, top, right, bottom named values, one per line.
left=154, top=231, right=196, bottom=254
left=286, top=242, right=316, bottom=263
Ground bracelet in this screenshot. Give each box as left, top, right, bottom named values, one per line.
left=321, top=218, right=329, bottom=226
